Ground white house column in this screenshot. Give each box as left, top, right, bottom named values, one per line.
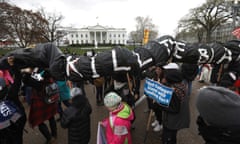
left=88, top=32, right=90, bottom=44
left=94, top=31, right=96, bottom=44
left=100, top=31, right=102, bottom=43
left=106, top=32, right=108, bottom=43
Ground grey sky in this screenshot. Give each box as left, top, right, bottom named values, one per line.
left=10, top=0, right=205, bottom=36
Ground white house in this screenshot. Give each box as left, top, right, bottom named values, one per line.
left=58, top=24, right=127, bottom=46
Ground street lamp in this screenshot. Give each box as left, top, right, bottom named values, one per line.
left=226, top=0, right=240, bottom=28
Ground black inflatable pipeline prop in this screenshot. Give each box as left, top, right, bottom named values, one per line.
left=1, top=35, right=240, bottom=81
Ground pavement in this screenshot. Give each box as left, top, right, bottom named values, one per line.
left=22, top=80, right=207, bottom=144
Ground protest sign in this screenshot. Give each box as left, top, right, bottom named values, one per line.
left=144, top=78, right=173, bottom=107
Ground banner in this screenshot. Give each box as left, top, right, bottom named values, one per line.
left=0, top=100, right=21, bottom=129
left=97, top=122, right=107, bottom=144
left=143, top=78, right=173, bottom=107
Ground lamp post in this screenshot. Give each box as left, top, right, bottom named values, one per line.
left=232, top=0, right=240, bottom=29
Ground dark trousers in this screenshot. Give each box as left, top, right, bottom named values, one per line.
left=153, top=103, right=162, bottom=124
left=162, top=127, right=178, bottom=144
left=38, top=116, right=57, bottom=141
left=0, top=114, right=26, bottom=144
left=96, top=86, right=103, bottom=102
left=58, top=100, right=71, bottom=118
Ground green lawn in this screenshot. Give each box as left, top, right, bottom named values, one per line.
left=0, top=45, right=137, bottom=56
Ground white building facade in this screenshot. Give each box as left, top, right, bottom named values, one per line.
left=59, top=24, right=127, bottom=46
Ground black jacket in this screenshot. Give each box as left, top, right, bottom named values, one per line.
left=61, top=95, right=92, bottom=144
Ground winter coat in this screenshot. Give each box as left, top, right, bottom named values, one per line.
left=102, top=102, right=134, bottom=144
left=61, top=95, right=92, bottom=144
left=0, top=69, right=26, bottom=144
left=162, top=82, right=190, bottom=130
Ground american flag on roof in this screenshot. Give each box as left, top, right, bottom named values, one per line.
left=232, top=27, right=240, bottom=39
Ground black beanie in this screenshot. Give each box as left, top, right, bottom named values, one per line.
left=164, top=69, right=183, bottom=84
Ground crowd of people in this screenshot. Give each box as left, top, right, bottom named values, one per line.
left=1, top=50, right=240, bottom=144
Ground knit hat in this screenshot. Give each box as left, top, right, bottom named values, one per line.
left=219, top=72, right=237, bottom=87
left=0, top=78, right=6, bottom=91
left=70, top=87, right=83, bottom=98
left=104, top=92, right=122, bottom=108
left=196, top=86, right=240, bottom=127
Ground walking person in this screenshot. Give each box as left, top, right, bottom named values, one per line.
left=93, top=77, right=105, bottom=106
left=23, top=68, right=58, bottom=144
left=101, top=91, right=134, bottom=144
left=61, top=87, right=92, bottom=144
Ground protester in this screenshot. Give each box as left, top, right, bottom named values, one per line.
left=196, top=71, right=240, bottom=144
left=0, top=69, right=26, bottom=144
left=61, top=87, right=92, bottom=144
left=198, top=64, right=212, bottom=83
left=160, top=63, right=189, bottom=144
left=104, top=73, right=137, bottom=129
left=101, top=92, right=134, bottom=144
left=93, top=77, right=105, bottom=106
left=150, top=63, right=165, bottom=132
left=56, top=80, right=71, bottom=121
left=23, top=68, right=58, bottom=144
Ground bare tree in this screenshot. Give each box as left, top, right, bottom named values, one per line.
left=38, top=8, right=65, bottom=43
left=129, top=16, right=158, bottom=43
left=0, top=2, right=48, bottom=47
left=178, top=0, right=231, bottom=43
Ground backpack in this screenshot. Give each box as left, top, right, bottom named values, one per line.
left=44, top=81, right=60, bottom=104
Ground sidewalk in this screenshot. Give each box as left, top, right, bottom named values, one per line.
left=22, top=80, right=205, bottom=144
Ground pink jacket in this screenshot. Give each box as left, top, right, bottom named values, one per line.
left=102, top=102, right=134, bottom=144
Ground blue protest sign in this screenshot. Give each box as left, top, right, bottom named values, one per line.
left=144, top=78, right=174, bottom=107
left=0, top=100, right=21, bottom=129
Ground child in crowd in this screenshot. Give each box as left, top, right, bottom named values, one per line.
left=101, top=92, right=134, bottom=144
left=61, top=87, right=92, bottom=144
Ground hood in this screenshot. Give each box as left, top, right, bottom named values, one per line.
left=196, top=86, right=240, bottom=127
left=112, top=103, right=134, bottom=121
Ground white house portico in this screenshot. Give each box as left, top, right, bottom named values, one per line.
left=65, top=24, right=127, bottom=45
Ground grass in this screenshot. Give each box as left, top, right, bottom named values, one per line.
left=0, top=45, right=138, bottom=56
